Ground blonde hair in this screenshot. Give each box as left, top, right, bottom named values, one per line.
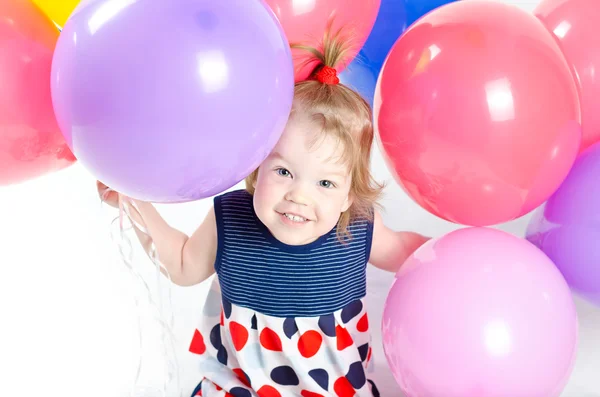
left=246, top=22, right=384, bottom=242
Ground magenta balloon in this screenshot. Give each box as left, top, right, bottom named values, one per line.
left=527, top=142, right=600, bottom=306
left=51, top=0, right=294, bottom=202
left=382, top=227, right=578, bottom=397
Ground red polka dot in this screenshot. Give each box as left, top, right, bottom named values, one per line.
left=334, top=377, right=356, bottom=397
left=220, top=310, right=224, bottom=326
left=189, top=329, right=206, bottom=355
left=194, top=387, right=202, bottom=396
left=233, top=368, right=251, bottom=388
left=301, top=391, right=325, bottom=397
left=336, top=325, right=353, bottom=351
left=367, top=347, right=372, bottom=362
left=356, top=314, right=369, bottom=332
left=229, top=321, right=249, bottom=351
left=225, top=393, right=233, bottom=397
left=298, top=330, right=323, bottom=358
left=257, top=385, right=282, bottom=397
left=260, top=327, right=283, bottom=351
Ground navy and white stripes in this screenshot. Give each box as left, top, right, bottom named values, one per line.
left=213, top=190, right=373, bottom=318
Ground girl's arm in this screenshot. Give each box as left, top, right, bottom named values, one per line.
left=99, top=182, right=216, bottom=286
left=368, top=210, right=431, bottom=273
left=128, top=200, right=217, bottom=286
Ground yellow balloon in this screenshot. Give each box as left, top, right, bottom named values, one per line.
left=32, top=0, right=80, bottom=27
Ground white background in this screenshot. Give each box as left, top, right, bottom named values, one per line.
left=1, top=0, right=598, bottom=396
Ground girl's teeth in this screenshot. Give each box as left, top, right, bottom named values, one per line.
left=284, top=213, right=306, bottom=222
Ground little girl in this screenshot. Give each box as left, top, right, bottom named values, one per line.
left=100, top=30, right=429, bottom=397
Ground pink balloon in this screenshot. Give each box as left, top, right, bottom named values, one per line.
left=374, top=0, right=581, bottom=226
left=382, top=228, right=578, bottom=397
left=0, top=0, right=75, bottom=186
left=264, top=0, right=381, bottom=81
left=536, top=0, right=600, bottom=152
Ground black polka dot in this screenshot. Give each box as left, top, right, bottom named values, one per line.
left=308, top=368, right=329, bottom=391
left=229, top=387, right=251, bottom=397
left=222, top=297, right=232, bottom=319
left=318, top=314, right=336, bottom=337
left=341, top=300, right=363, bottom=323
left=358, top=343, right=369, bottom=362
left=346, top=361, right=366, bottom=389
left=210, top=324, right=221, bottom=350
left=217, top=345, right=228, bottom=365
left=283, top=318, right=298, bottom=339
left=271, top=365, right=299, bottom=386
left=191, top=381, right=203, bottom=396
left=369, top=379, right=380, bottom=397
left=251, top=314, right=257, bottom=330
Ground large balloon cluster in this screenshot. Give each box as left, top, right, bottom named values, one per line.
left=2, top=0, right=599, bottom=396
left=373, top=1, right=598, bottom=396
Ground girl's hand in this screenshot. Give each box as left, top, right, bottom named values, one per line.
left=97, top=180, right=119, bottom=208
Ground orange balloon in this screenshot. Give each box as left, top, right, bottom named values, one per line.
left=536, top=0, right=600, bottom=152
left=264, top=0, right=380, bottom=82
left=374, top=1, right=581, bottom=226
left=0, top=0, right=75, bottom=186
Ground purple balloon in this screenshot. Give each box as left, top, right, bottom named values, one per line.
left=51, top=0, right=294, bottom=202
left=526, top=142, right=600, bottom=306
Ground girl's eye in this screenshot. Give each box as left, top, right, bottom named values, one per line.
left=276, top=168, right=291, bottom=178
left=319, top=180, right=336, bottom=189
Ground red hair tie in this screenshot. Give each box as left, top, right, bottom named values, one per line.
left=315, top=65, right=339, bottom=85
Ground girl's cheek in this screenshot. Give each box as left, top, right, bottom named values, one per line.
left=262, top=174, right=289, bottom=191
left=269, top=174, right=285, bottom=186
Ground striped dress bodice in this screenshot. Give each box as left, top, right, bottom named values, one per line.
left=214, top=189, right=373, bottom=317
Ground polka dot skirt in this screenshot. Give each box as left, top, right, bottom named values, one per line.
left=189, top=278, right=380, bottom=396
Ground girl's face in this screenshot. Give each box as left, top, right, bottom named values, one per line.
left=252, top=116, right=353, bottom=246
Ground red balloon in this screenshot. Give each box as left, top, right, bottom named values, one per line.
left=374, top=1, right=581, bottom=226
left=536, top=0, right=600, bottom=152
left=264, top=0, right=381, bottom=82
left=0, top=0, right=75, bottom=186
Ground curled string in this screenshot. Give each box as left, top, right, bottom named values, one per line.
left=101, top=189, right=181, bottom=397
left=121, top=196, right=180, bottom=395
